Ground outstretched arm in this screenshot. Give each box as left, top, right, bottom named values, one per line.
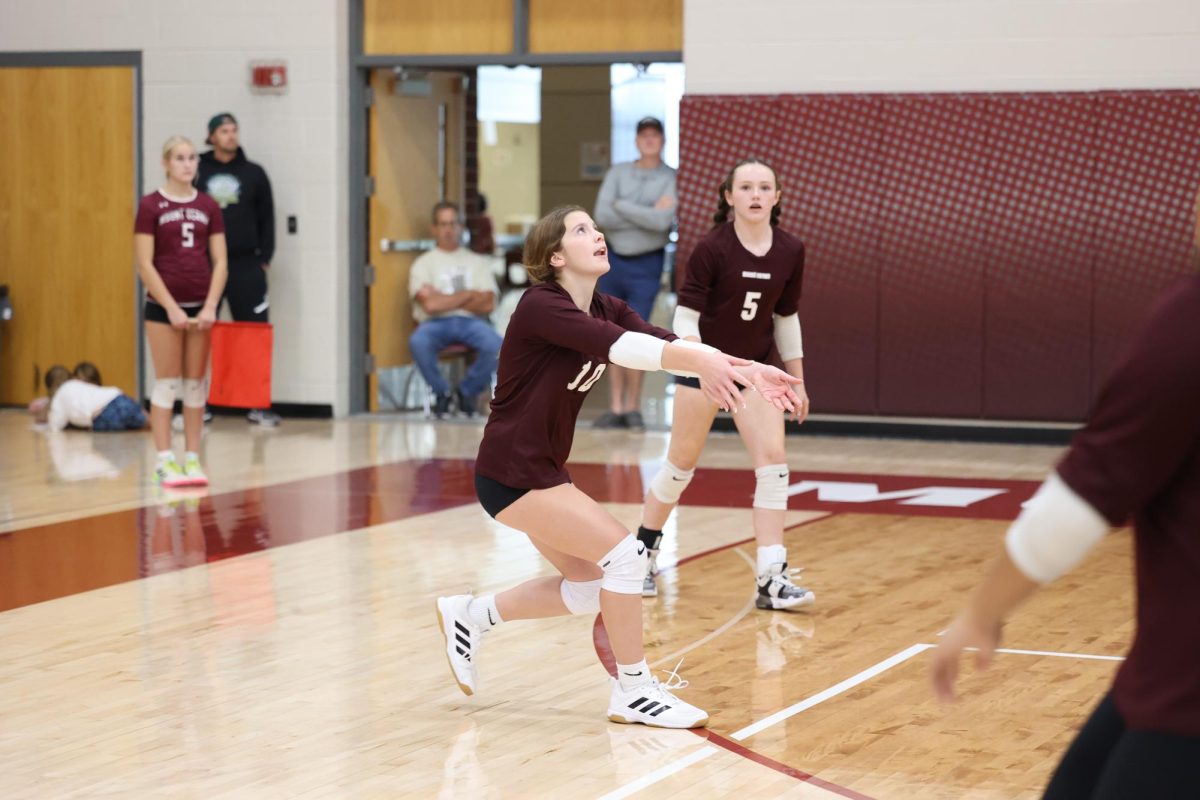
left=930, top=473, right=1110, bottom=702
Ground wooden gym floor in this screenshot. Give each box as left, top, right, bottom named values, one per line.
left=0, top=409, right=1129, bottom=799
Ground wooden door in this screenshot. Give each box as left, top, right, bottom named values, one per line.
left=0, top=66, right=136, bottom=404
left=366, top=69, right=465, bottom=410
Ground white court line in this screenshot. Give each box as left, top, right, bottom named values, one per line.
left=731, top=643, right=934, bottom=741
left=973, top=645, right=1123, bottom=662
left=597, top=744, right=719, bottom=800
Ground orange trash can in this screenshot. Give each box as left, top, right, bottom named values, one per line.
left=208, top=321, right=273, bottom=409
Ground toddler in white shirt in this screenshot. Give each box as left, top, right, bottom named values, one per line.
left=45, top=365, right=146, bottom=432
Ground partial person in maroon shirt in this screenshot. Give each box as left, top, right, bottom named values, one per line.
left=134, top=135, right=228, bottom=489
left=435, top=205, right=806, bottom=730
left=931, top=214, right=1200, bottom=795
left=638, top=158, right=815, bottom=610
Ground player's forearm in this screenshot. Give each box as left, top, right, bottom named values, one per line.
left=661, top=340, right=720, bottom=376
left=963, top=549, right=1039, bottom=629
left=783, top=358, right=805, bottom=381
left=137, top=262, right=181, bottom=312
left=204, top=257, right=228, bottom=311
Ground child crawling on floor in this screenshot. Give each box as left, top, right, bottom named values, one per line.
left=38, top=364, right=147, bottom=432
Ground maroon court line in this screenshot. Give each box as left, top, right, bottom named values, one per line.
left=1, top=458, right=1037, bottom=613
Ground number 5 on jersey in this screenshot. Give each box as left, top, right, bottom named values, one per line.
left=181, top=221, right=195, bottom=248
left=568, top=361, right=606, bottom=392
left=741, top=291, right=762, bottom=321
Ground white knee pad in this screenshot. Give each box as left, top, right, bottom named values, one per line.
left=754, top=464, right=790, bottom=510
left=150, top=378, right=182, bottom=410
left=182, top=378, right=207, bottom=409
left=560, top=577, right=603, bottom=615
left=649, top=460, right=695, bottom=505
left=598, top=533, right=648, bottom=595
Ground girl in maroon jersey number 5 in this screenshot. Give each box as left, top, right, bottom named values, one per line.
left=436, top=205, right=804, bottom=729
left=638, top=159, right=815, bottom=610
left=134, top=136, right=228, bottom=488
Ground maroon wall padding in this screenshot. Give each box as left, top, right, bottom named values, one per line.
left=677, top=96, right=788, bottom=258
left=676, top=90, right=1200, bottom=422
left=876, top=95, right=990, bottom=417
left=780, top=95, right=883, bottom=415
left=983, top=94, right=1095, bottom=421
left=1092, top=92, right=1200, bottom=390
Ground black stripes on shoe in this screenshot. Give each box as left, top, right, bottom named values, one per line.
left=626, top=697, right=672, bottom=717
left=637, top=526, right=663, bottom=551
left=454, top=620, right=473, bottom=660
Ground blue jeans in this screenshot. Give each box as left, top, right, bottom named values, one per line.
left=92, top=394, right=146, bottom=431
left=596, top=248, right=665, bottom=321
left=409, top=316, right=502, bottom=397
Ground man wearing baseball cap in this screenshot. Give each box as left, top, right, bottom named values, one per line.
left=196, top=112, right=280, bottom=426
left=592, top=116, right=677, bottom=429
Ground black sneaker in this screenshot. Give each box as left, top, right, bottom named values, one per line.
left=593, top=411, right=627, bottom=429
left=457, top=390, right=478, bottom=418
left=622, top=410, right=645, bottom=430
left=432, top=393, right=452, bottom=418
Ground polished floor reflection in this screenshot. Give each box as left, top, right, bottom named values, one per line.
left=0, top=409, right=1124, bottom=799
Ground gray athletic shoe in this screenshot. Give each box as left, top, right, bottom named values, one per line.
left=755, top=562, right=815, bottom=611
left=247, top=408, right=281, bottom=427
left=622, top=410, right=645, bottom=430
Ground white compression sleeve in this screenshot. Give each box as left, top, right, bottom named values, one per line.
left=1005, top=472, right=1110, bottom=584
left=664, top=338, right=720, bottom=379
left=673, top=306, right=701, bottom=340
left=608, top=332, right=667, bottom=372
left=772, top=313, right=804, bottom=361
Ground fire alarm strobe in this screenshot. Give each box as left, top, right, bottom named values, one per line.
left=250, top=61, right=287, bottom=93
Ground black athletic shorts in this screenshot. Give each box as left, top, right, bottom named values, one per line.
left=1042, top=692, right=1200, bottom=799
left=674, top=375, right=748, bottom=394
left=144, top=301, right=201, bottom=324
left=475, top=473, right=530, bottom=519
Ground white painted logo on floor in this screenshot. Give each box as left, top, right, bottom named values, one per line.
left=787, top=480, right=1008, bottom=508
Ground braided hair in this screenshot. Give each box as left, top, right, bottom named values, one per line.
left=711, top=158, right=782, bottom=229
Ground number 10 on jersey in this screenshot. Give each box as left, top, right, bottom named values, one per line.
left=568, top=361, right=606, bottom=392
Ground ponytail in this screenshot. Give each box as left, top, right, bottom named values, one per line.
left=711, top=179, right=733, bottom=228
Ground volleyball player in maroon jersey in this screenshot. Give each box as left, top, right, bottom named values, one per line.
left=134, top=136, right=228, bottom=488
left=931, top=231, right=1200, bottom=796
left=637, top=159, right=814, bottom=609
left=436, top=205, right=805, bottom=729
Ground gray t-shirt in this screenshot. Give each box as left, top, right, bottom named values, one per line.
left=593, top=161, right=676, bottom=257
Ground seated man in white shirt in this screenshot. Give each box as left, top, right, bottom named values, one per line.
left=44, top=365, right=147, bottom=432
left=409, top=202, right=503, bottom=418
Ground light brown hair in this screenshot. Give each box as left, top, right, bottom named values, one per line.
left=73, top=361, right=102, bottom=385
left=523, top=205, right=587, bottom=284
left=44, top=365, right=71, bottom=397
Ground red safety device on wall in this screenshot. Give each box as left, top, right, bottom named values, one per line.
left=251, top=63, right=287, bottom=89
left=208, top=321, right=273, bottom=408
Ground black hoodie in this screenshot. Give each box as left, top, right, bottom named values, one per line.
left=196, top=148, right=275, bottom=264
